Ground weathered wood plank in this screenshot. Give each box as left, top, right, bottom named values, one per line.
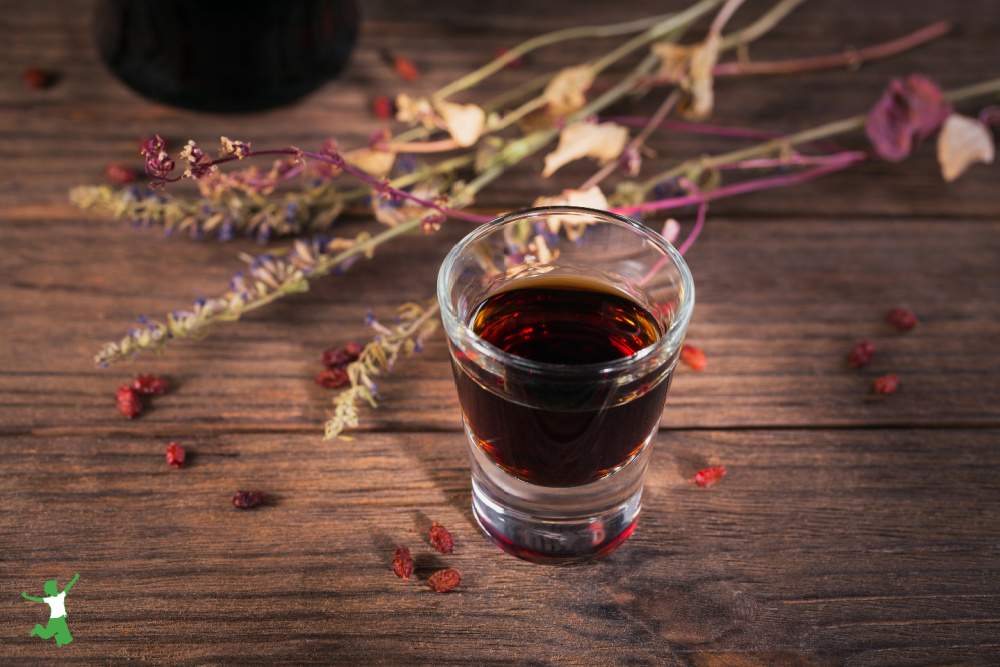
left=2, top=428, right=998, bottom=663
left=2, top=217, right=997, bottom=433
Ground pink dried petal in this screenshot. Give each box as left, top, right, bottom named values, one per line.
left=866, top=74, right=951, bottom=162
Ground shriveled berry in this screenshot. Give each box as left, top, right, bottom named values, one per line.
left=105, top=162, right=138, bottom=186
left=692, top=466, right=727, bottom=488
left=429, top=522, right=454, bottom=554
left=115, top=385, right=142, bottom=419
left=315, top=366, right=349, bottom=389
left=393, top=546, right=413, bottom=580
left=23, top=67, right=51, bottom=90
left=322, top=343, right=362, bottom=368
left=133, top=373, right=170, bottom=395
left=232, top=490, right=266, bottom=509
left=428, top=568, right=461, bottom=593
left=166, top=442, right=186, bottom=468
left=680, top=344, right=707, bottom=371
left=873, top=373, right=900, bottom=395
left=393, top=55, right=420, bottom=81
left=885, top=307, right=918, bottom=331
left=849, top=340, right=876, bottom=368
left=371, top=95, right=395, bottom=119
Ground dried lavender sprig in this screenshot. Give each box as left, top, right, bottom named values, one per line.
left=325, top=302, right=440, bottom=440
left=94, top=221, right=424, bottom=366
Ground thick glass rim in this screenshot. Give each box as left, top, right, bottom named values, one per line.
left=437, top=206, right=695, bottom=377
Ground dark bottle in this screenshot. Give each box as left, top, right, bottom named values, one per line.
left=93, top=0, right=359, bottom=113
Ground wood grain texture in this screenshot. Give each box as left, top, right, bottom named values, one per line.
left=2, top=0, right=999, bottom=663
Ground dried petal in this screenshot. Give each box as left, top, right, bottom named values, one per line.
left=395, top=94, right=436, bottom=128
left=680, top=33, right=721, bottom=120
left=428, top=568, right=461, bottom=593
left=849, top=341, right=876, bottom=368
left=937, top=113, right=995, bottom=182
left=393, top=55, right=419, bottom=81
left=542, top=121, right=629, bottom=177
left=166, top=442, right=186, bottom=468
left=692, top=466, right=726, bottom=488
left=315, top=367, right=349, bottom=389
left=662, top=218, right=681, bottom=244
left=429, top=522, right=454, bottom=554
left=392, top=546, right=413, bottom=579
left=434, top=100, right=486, bottom=148
left=543, top=65, right=595, bottom=117
left=344, top=148, right=396, bottom=178
left=866, top=74, right=952, bottom=162
left=232, top=490, right=266, bottom=509
left=531, top=185, right=609, bottom=241
left=650, top=42, right=692, bottom=83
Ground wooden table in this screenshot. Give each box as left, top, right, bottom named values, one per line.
left=3, top=0, right=999, bottom=663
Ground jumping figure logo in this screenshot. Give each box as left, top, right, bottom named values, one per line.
left=22, top=573, right=79, bottom=647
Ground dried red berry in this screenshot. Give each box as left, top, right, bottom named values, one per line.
left=322, top=343, right=362, bottom=368
left=23, top=67, right=51, bottom=90
left=232, top=490, right=266, bottom=509
left=393, top=56, right=420, bottom=82
left=429, top=522, right=454, bottom=554
left=105, top=162, right=138, bottom=186
left=873, top=373, right=900, bottom=395
left=885, top=307, right=918, bottom=332
left=166, top=442, right=186, bottom=468
left=692, top=466, right=727, bottom=488
left=428, top=568, right=461, bottom=593
left=315, top=366, right=349, bottom=389
left=371, top=95, right=395, bottom=119
left=680, top=344, right=707, bottom=371
left=393, top=546, right=413, bottom=580
left=115, top=385, right=142, bottom=419
left=849, top=340, right=876, bottom=368
left=494, top=47, right=525, bottom=68
left=132, top=373, right=170, bottom=395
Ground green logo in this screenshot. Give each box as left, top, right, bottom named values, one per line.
left=22, top=573, right=79, bottom=647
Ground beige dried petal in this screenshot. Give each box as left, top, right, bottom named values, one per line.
left=344, top=148, right=396, bottom=178
left=937, top=113, right=995, bottom=182
left=681, top=33, right=721, bottom=120
left=543, top=65, right=595, bottom=117
left=434, top=100, right=486, bottom=147
left=395, top=94, right=436, bottom=128
left=542, top=122, right=629, bottom=177
left=530, top=186, right=609, bottom=240
left=651, top=42, right=692, bottom=83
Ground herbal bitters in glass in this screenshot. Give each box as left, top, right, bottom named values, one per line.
left=438, top=206, right=694, bottom=564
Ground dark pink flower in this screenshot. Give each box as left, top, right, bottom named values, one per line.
left=866, top=74, right=952, bottom=162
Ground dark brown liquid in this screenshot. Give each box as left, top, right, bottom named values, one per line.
left=452, top=277, right=672, bottom=486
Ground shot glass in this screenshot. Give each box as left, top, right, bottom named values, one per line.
left=437, top=206, right=694, bottom=564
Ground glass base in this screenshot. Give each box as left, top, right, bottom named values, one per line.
left=466, top=420, right=653, bottom=565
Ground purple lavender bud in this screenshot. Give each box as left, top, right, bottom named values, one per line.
left=365, top=310, right=376, bottom=326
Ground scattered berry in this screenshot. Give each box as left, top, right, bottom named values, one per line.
left=166, top=442, right=186, bottom=468
left=315, top=366, right=349, bottom=389
left=849, top=340, right=876, bottom=368
left=232, top=490, right=266, bottom=509
left=371, top=95, right=395, bottom=119
left=692, top=466, right=727, bottom=488
left=680, top=344, right=707, bottom=371
left=393, top=55, right=419, bottom=81
left=105, top=162, right=138, bottom=186
left=428, top=568, right=461, bottom=593
left=873, top=373, right=900, bottom=395
left=885, top=307, right=918, bottom=332
left=429, top=522, right=454, bottom=554
left=322, top=343, right=362, bottom=368
left=115, top=385, right=142, bottom=419
left=393, top=546, right=413, bottom=580
left=132, top=373, right=170, bottom=395
left=493, top=47, right=525, bottom=68
left=23, top=67, right=51, bottom=90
